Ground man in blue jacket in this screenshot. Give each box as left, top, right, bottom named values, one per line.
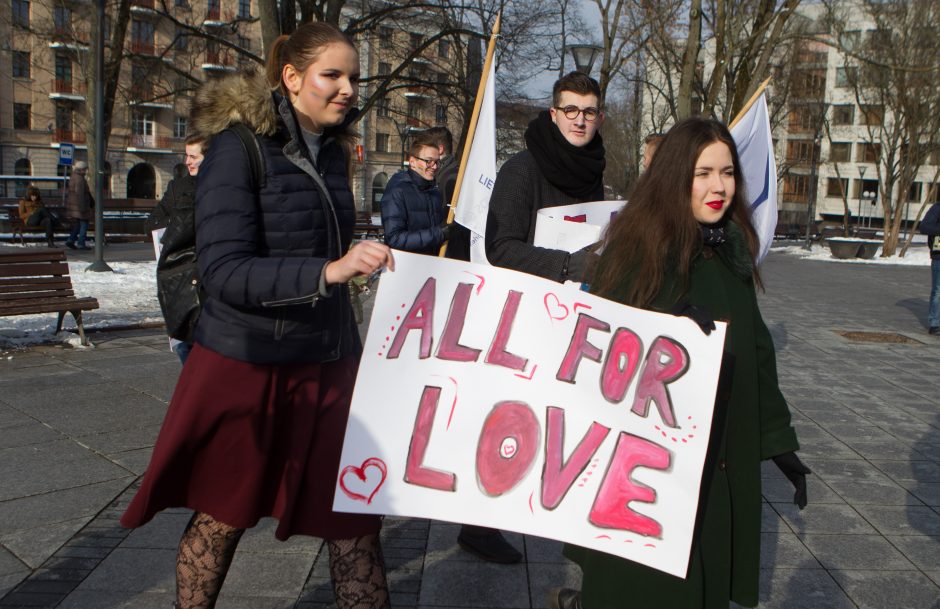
left=380, top=133, right=451, bottom=254
left=919, top=200, right=940, bottom=335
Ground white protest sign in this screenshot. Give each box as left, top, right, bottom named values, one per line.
left=335, top=252, right=726, bottom=578
left=533, top=200, right=625, bottom=253
left=151, top=228, right=165, bottom=261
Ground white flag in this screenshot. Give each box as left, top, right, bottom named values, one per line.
left=730, top=94, right=777, bottom=264
left=454, top=59, right=497, bottom=264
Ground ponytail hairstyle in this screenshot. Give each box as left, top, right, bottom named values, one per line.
left=592, top=117, right=761, bottom=307
left=265, top=22, right=356, bottom=97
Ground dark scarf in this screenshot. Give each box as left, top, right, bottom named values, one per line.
left=701, top=221, right=753, bottom=280
left=525, top=111, right=605, bottom=199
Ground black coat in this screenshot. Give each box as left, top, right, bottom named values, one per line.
left=919, top=203, right=940, bottom=260
left=192, top=75, right=358, bottom=365
left=380, top=169, right=447, bottom=255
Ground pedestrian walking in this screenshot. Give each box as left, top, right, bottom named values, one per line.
left=919, top=200, right=940, bottom=334
left=551, top=117, right=810, bottom=609
left=18, top=186, right=58, bottom=247
left=65, top=161, right=94, bottom=250
left=120, top=22, right=394, bottom=609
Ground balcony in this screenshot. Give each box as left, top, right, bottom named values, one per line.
left=49, top=27, right=90, bottom=51
left=130, top=0, right=159, bottom=15
left=204, top=7, right=232, bottom=26
left=53, top=129, right=87, bottom=144
left=129, top=40, right=156, bottom=55
left=126, top=134, right=175, bottom=152
left=49, top=79, right=87, bottom=101
left=129, top=85, right=173, bottom=109
left=201, top=50, right=236, bottom=71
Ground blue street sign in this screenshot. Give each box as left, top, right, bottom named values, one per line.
left=58, top=143, right=75, bottom=167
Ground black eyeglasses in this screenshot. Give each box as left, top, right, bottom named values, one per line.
left=413, top=157, right=440, bottom=168
left=554, top=105, right=600, bottom=121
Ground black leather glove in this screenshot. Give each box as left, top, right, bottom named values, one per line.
left=564, top=246, right=600, bottom=283
left=670, top=301, right=716, bottom=335
left=773, top=451, right=811, bottom=509
left=440, top=222, right=453, bottom=242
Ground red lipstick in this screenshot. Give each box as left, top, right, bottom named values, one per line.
left=706, top=200, right=724, bottom=210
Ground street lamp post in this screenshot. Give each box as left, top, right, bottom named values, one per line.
left=86, top=0, right=112, bottom=272
left=566, top=44, right=603, bottom=75
left=856, top=165, right=867, bottom=235
left=803, top=102, right=829, bottom=250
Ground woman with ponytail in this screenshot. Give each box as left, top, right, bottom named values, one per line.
left=551, top=118, right=809, bottom=609
left=121, top=22, right=393, bottom=609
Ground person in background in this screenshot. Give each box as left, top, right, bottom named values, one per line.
left=919, top=199, right=940, bottom=335
left=380, top=132, right=451, bottom=255
left=18, top=186, right=58, bottom=247
left=551, top=117, right=809, bottom=609
left=485, top=71, right=605, bottom=283
left=424, top=126, right=472, bottom=261
left=641, top=132, right=664, bottom=170
left=65, top=161, right=94, bottom=250
left=147, top=133, right=210, bottom=364
left=120, top=22, right=393, bottom=609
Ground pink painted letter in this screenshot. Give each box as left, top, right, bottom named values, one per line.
left=476, top=401, right=540, bottom=496
left=541, top=406, right=610, bottom=510
left=600, top=328, right=643, bottom=403
left=484, top=290, right=528, bottom=371
left=404, top=386, right=456, bottom=491
left=631, top=336, right=690, bottom=427
left=436, top=282, right=482, bottom=362
left=556, top=314, right=611, bottom=383
left=387, top=277, right=435, bottom=359
left=589, top=432, right=670, bottom=537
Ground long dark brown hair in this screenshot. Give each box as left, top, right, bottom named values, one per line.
left=592, top=117, right=762, bottom=307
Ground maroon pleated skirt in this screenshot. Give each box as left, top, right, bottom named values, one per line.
left=120, top=343, right=381, bottom=541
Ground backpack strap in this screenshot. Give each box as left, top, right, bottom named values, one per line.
left=229, top=123, right=266, bottom=191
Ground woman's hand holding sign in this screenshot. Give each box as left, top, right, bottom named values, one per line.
left=325, top=241, right=395, bottom=285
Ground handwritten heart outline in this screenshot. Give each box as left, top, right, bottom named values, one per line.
left=339, top=457, right=388, bottom=504
left=544, top=293, right=569, bottom=321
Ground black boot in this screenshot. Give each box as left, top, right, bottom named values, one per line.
left=456, top=525, right=522, bottom=563
left=548, top=588, right=583, bottom=609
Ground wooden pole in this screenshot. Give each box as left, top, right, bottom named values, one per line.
left=728, top=76, right=771, bottom=130
left=438, top=13, right=501, bottom=256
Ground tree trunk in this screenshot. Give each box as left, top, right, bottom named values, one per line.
left=677, top=0, right=702, bottom=119
left=258, top=0, right=281, bottom=58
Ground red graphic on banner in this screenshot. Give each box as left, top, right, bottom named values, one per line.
left=339, top=458, right=388, bottom=504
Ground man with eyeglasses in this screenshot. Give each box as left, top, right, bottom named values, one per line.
left=485, top=71, right=606, bottom=283
left=380, top=133, right=452, bottom=255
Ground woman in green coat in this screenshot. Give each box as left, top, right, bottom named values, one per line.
left=552, top=118, right=810, bottom=609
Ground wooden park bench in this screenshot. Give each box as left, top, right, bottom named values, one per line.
left=5, top=204, right=67, bottom=245
left=0, top=250, right=99, bottom=345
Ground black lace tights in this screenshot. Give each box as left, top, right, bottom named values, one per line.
left=174, top=512, right=389, bottom=609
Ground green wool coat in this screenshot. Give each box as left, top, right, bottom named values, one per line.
left=565, top=223, right=799, bottom=609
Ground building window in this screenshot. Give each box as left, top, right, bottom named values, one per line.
left=12, top=51, right=30, bottom=78
left=12, top=0, right=29, bottom=28
left=176, top=0, right=189, bottom=6
left=835, top=67, right=857, bottom=88
left=829, top=142, right=851, bottom=162
left=379, top=27, right=392, bottom=48
left=237, top=35, right=250, bottom=52
left=908, top=182, right=922, bottom=202
left=831, top=104, right=854, bottom=125
left=377, top=97, right=390, bottom=118
left=783, top=174, right=811, bottom=203
left=410, top=32, right=423, bottom=52
left=104, top=15, right=112, bottom=43
left=174, top=116, right=188, bottom=138
left=132, top=110, right=154, bottom=136
left=375, top=132, right=389, bottom=153
left=55, top=103, right=73, bottom=132
left=438, top=39, right=450, bottom=58
left=238, top=0, right=250, bottom=17
left=175, top=27, right=188, bottom=51
left=55, top=54, right=72, bottom=84
left=826, top=178, right=848, bottom=198
left=435, top=104, right=447, bottom=124
left=13, top=103, right=30, bottom=130
left=793, top=69, right=826, bottom=98
left=207, top=0, right=220, bottom=19
left=378, top=62, right=390, bottom=76
left=858, top=142, right=881, bottom=163
left=53, top=5, right=70, bottom=33
left=785, top=139, right=815, bottom=163
left=131, top=19, right=155, bottom=54
left=859, top=105, right=884, bottom=126
left=839, top=30, right=861, bottom=52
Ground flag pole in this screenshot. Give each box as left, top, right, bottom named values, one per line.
left=439, top=13, right=501, bottom=256
left=728, top=76, right=771, bottom=130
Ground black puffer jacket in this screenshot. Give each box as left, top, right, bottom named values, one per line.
left=380, top=169, right=447, bottom=255
left=191, top=70, right=358, bottom=364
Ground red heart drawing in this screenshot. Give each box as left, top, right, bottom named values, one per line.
left=544, top=293, right=569, bottom=321
left=339, top=457, right=388, bottom=504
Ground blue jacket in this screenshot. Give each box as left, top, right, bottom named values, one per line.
left=380, top=169, right=447, bottom=255
left=191, top=71, right=358, bottom=365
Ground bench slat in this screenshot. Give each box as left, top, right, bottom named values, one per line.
left=0, top=289, right=75, bottom=302
left=0, top=277, right=73, bottom=290
left=0, top=262, right=71, bottom=279
left=0, top=298, right=99, bottom=316
left=0, top=251, right=68, bottom=264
